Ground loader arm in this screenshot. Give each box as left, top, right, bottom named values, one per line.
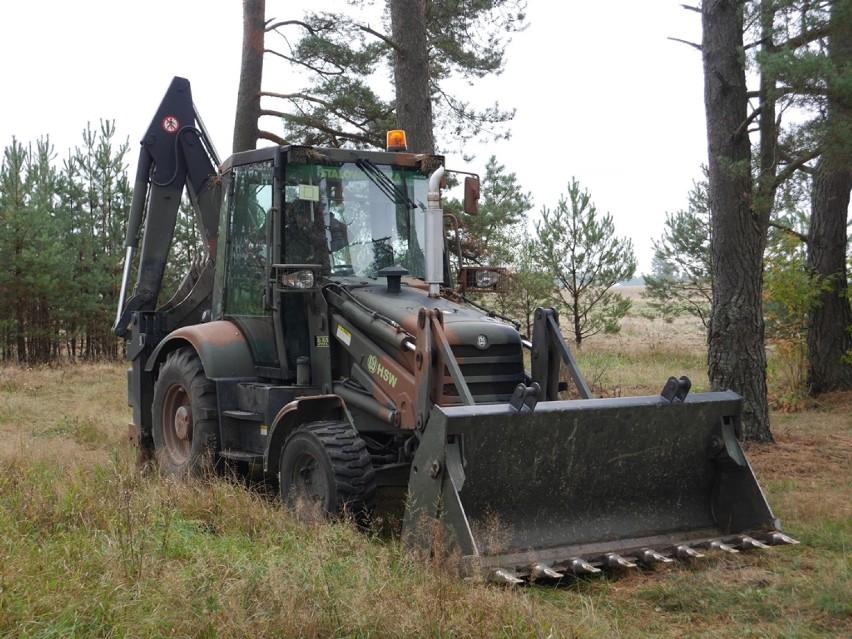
left=113, top=76, right=222, bottom=338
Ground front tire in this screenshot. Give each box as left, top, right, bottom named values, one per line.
left=152, top=347, right=219, bottom=477
left=279, top=421, right=376, bottom=523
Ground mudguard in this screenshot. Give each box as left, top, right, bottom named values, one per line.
left=145, top=320, right=255, bottom=379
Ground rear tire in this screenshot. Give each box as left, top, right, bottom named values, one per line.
left=279, top=421, right=376, bottom=523
left=152, top=347, right=219, bottom=477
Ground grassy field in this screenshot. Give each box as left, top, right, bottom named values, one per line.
left=0, top=297, right=849, bottom=638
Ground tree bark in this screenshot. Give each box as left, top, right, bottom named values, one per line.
left=389, top=0, right=435, bottom=154
left=233, top=0, right=266, bottom=153
left=807, top=0, right=852, bottom=394
left=703, top=0, right=772, bottom=442
left=807, top=154, right=852, bottom=393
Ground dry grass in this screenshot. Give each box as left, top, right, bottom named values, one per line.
left=0, top=305, right=849, bottom=638
left=575, top=286, right=708, bottom=396
left=0, top=363, right=127, bottom=464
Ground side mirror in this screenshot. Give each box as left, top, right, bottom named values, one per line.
left=464, top=176, right=480, bottom=216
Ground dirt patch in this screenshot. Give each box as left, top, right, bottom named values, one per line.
left=745, top=389, right=852, bottom=481
left=746, top=431, right=852, bottom=481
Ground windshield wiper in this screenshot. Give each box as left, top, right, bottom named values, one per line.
left=354, top=158, right=421, bottom=211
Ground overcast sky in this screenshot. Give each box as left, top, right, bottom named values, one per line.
left=0, top=1, right=707, bottom=273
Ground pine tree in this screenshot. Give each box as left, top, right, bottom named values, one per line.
left=59, top=121, right=131, bottom=360
left=642, top=178, right=713, bottom=328
left=237, top=0, right=526, bottom=152
left=450, top=155, right=532, bottom=266
left=532, top=178, right=636, bottom=347
left=495, top=232, right=552, bottom=337
left=0, top=138, right=63, bottom=363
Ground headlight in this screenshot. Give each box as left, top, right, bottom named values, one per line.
left=458, top=266, right=506, bottom=293
left=475, top=269, right=499, bottom=289
left=281, top=269, right=315, bottom=289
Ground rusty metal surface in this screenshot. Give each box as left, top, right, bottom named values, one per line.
left=264, top=395, right=353, bottom=474
left=145, top=320, right=255, bottom=378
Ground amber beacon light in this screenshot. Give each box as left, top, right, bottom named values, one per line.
left=386, top=130, right=407, bottom=152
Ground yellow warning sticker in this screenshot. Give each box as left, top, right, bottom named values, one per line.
left=336, top=326, right=352, bottom=346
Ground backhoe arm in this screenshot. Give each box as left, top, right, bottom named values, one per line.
left=113, top=76, right=222, bottom=337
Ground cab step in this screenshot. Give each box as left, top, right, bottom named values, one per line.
left=222, top=409, right=264, bottom=422
left=219, top=449, right=264, bottom=464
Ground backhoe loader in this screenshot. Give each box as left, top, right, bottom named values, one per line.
left=113, top=77, right=796, bottom=582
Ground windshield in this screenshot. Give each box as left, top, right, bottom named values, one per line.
left=282, top=162, right=429, bottom=280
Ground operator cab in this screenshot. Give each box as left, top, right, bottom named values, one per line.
left=212, top=145, right=444, bottom=382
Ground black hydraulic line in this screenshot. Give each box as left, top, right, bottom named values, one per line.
left=125, top=149, right=154, bottom=249
left=324, top=282, right=412, bottom=341
left=151, top=126, right=207, bottom=187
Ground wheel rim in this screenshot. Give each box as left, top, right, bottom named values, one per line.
left=160, top=382, right=192, bottom=466
left=288, top=451, right=330, bottom=508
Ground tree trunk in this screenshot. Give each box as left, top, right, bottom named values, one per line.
left=233, top=0, right=266, bottom=153
left=807, top=158, right=852, bottom=393
left=389, top=0, right=435, bottom=154
left=807, top=0, right=852, bottom=394
left=702, top=0, right=772, bottom=442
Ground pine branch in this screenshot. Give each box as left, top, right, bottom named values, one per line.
left=258, top=130, right=288, bottom=146
left=265, top=19, right=316, bottom=35
left=280, top=113, right=381, bottom=148
left=667, top=36, right=701, bottom=51
left=773, top=147, right=821, bottom=186
left=748, top=85, right=828, bottom=99
left=356, top=23, right=401, bottom=53
left=260, top=93, right=387, bottom=130
left=768, top=220, right=808, bottom=243
left=264, top=48, right=345, bottom=76
left=778, top=24, right=831, bottom=50
left=735, top=106, right=762, bottom=140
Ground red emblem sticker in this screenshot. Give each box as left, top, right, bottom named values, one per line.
left=162, top=116, right=180, bottom=134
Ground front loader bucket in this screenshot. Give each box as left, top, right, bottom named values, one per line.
left=403, top=391, right=792, bottom=580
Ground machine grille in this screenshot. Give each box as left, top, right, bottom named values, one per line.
left=442, top=343, right=525, bottom=404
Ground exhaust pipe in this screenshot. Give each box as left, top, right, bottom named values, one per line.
left=425, top=167, right=445, bottom=298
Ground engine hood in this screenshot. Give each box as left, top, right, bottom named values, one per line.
left=343, top=279, right=521, bottom=348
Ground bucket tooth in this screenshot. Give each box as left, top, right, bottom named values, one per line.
left=765, top=531, right=799, bottom=546
left=603, top=553, right=637, bottom=569
left=735, top=535, right=770, bottom=550
left=675, top=545, right=706, bottom=559
left=565, top=557, right=601, bottom=574
left=492, top=569, right=523, bottom=585
left=637, top=549, right=674, bottom=564
left=530, top=563, right=564, bottom=580
left=701, top=540, right=739, bottom=554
